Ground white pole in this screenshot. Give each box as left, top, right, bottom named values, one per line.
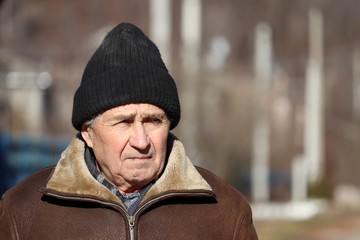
left=251, top=22, right=272, bottom=202
left=304, top=8, right=324, bottom=183
left=179, top=0, right=202, bottom=163
left=150, top=0, right=172, bottom=68
left=181, top=0, right=201, bottom=74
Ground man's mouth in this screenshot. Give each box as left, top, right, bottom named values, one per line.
left=127, top=156, right=151, bottom=160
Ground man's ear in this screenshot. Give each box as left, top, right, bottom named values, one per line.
left=81, top=124, right=94, bottom=148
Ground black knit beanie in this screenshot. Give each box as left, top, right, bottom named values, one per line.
left=72, top=22, right=180, bottom=131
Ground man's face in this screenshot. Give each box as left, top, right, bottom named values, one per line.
left=81, top=103, right=170, bottom=194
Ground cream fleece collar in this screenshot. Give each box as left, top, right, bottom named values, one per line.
left=45, top=133, right=212, bottom=205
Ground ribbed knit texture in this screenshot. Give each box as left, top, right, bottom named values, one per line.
left=72, top=22, right=180, bottom=131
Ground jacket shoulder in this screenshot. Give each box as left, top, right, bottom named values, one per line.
left=195, top=166, right=258, bottom=239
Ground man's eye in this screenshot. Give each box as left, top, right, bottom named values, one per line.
left=114, top=119, right=131, bottom=125
left=150, top=118, right=161, bottom=125
left=122, top=119, right=134, bottom=124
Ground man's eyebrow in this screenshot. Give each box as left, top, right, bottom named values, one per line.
left=105, top=112, right=136, bottom=122
left=141, top=112, right=167, bottom=119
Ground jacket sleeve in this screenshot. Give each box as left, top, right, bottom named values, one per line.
left=233, top=202, right=258, bottom=240
left=0, top=196, right=18, bottom=240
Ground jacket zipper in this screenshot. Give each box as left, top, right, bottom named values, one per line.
left=44, top=190, right=213, bottom=240
left=128, top=215, right=135, bottom=240
left=127, top=191, right=213, bottom=240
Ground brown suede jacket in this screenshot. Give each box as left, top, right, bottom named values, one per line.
left=0, top=134, right=258, bottom=240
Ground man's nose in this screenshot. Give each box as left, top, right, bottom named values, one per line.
left=129, top=122, right=150, bottom=149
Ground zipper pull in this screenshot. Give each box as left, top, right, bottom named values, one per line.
left=128, top=215, right=135, bottom=240
left=129, top=215, right=135, bottom=229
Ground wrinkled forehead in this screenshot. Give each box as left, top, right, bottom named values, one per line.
left=99, top=103, right=168, bottom=119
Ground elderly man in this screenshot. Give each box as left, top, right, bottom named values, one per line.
left=0, top=23, right=258, bottom=239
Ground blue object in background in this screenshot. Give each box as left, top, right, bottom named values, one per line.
left=0, top=132, right=70, bottom=196
left=0, top=131, right=11, bottom=195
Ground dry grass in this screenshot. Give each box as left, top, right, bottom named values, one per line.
left=254, top=208, right=360, bottom=240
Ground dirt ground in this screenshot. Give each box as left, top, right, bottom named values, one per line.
left=254, top=207, right=360, bottom=240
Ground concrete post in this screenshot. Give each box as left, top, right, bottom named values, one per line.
left=304, top=8, right=324, bottom=183
left=179, top=0, right=202, bottom=163
left=150, top=0, right=172, bottom=68
left=251, top=22, right=272, bottom=202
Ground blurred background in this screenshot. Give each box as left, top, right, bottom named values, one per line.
left=1, top=0, right=360, bottom=239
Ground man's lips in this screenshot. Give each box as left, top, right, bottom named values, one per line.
left=126, top=156, right=152, bottom=160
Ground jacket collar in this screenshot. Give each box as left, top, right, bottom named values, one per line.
left=45, top=133, right=212, bottom=205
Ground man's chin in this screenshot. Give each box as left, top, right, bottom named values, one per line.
left=128, top=171, right=157, bottom=185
